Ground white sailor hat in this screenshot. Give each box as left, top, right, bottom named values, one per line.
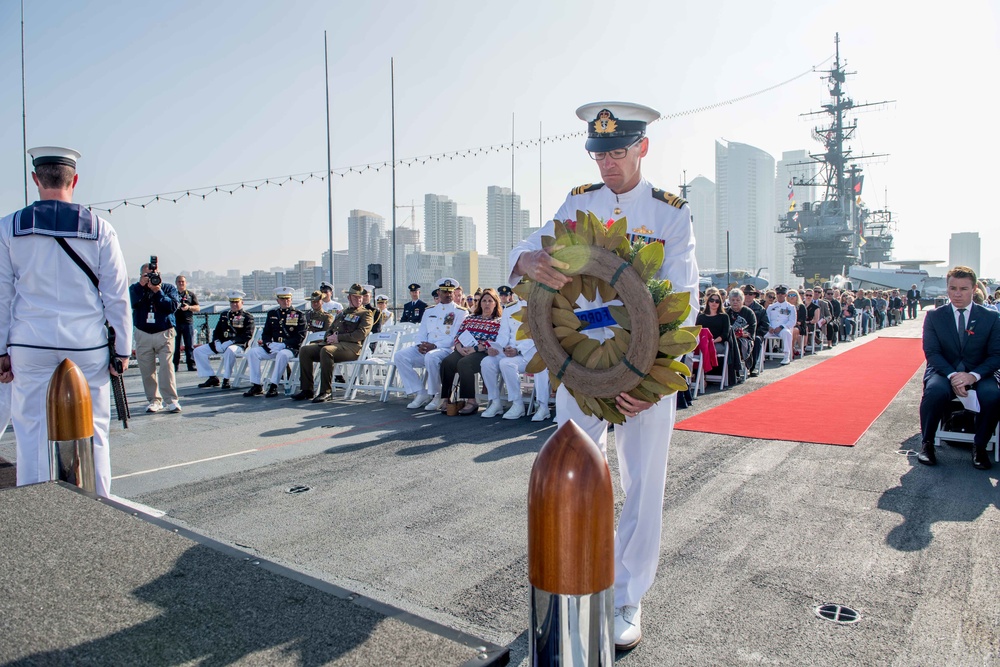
left=27, top=146, right=82, bottom=169
left=274, top=286, right=293, bottom=298
left=362, top=284, right=375, bottom=295
left=576, top=102, right=660, bottom=152
left=437, top=277, right=460, bottom=292
left=375, top=294, right=388, bottom=302
left=228, top=290, right=246, bottom=302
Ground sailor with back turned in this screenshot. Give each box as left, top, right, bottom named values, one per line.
left=0, top=147, right=131, bottom=498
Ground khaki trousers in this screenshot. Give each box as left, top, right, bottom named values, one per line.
left=134, top=328, right=178, bottom=404
left=298, top=342, right=361, bottom=394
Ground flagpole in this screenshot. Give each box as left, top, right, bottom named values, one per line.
left=21, top=0, right=29, bottom=205
left=538, top=121, right=542, bottom=230
left=390, top=58, right=397, bottom=312
left=324, top=31, right=334, bottom=285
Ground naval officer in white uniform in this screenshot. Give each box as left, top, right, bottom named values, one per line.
left=0, top=147, right=131, bottom=498
left=509, top=102, right=700, bottom=650
left=396, top=278, right=467, bottom=410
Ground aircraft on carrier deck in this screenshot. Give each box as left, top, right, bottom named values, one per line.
left=848, top=260, right=948, bottom=302
left=698, top=269, right=769, bottom=293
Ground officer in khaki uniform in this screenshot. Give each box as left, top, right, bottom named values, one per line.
left=292, top=283, right=373, bottom=403
left=303, top=290, right=335, bottom=345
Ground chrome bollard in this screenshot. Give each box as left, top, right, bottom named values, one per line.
left=46, top=359, right=96, bottom=494
left=528, top=420, right=615, bottom=666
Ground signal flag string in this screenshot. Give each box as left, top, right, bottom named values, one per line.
left=86, top=55, right=834, bottom=215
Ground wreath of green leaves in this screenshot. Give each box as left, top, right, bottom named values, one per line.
left=513, top=210, right=701, bottom=424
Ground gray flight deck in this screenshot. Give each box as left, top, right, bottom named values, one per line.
left=1, top=310, right=998, bottom=665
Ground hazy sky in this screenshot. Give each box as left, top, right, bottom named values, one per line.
left=1, top=0, right=998, bottom=279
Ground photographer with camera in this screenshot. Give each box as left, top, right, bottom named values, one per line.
left=129, top=256, right=181, bottom=413
left=173, top=275, right=200, bottom=372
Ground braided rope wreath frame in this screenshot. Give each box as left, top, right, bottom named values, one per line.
left=525, top=245, right=660, bottom=399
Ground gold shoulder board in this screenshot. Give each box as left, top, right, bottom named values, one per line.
left=651, top=188, right=687, bottom=209
left=570, top=183, right=605, bottom=196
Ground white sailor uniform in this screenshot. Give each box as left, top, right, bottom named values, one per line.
left=395, top=302, right=467, bottom=398
left=0, top=201, right=132, bottom=498
left=509, top=178, right=700, bottom=608
left=480, top=299, right=550, bottom=410
left=766, top=300, right=798, bottom=363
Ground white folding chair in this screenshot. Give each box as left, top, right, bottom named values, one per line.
left=230, top=329, right=263, bottom=387
left=763, top=333, right=785, bottom=362
left=381, top=330, right=423, bottom=401
left=704, top=341, right=729, bottom=390
left=341, top=330, right=402, bottom=400
left=682, top=353, right=703, bottom=398
left=935, top=400, right=1000, bottom=462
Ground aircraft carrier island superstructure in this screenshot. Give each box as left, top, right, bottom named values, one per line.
left=778, top=34, right=894, bottom=283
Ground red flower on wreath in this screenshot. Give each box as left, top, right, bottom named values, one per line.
left=564, top=219, right=577, bottom=232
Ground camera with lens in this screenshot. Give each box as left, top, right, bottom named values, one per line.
left=147, top=255, right=162, bottom=287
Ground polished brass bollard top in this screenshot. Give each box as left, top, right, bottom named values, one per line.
left=46, top=358, right=94, bottom=441
left=528, top=420, right=614, bottom=595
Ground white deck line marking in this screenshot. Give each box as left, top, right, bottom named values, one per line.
left=112, top=448, right=260, bottom=480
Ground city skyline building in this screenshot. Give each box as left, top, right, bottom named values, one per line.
left=347, top=209, right=386, bottom=287
left=715, top=140, right=776, bottom=281
left=424, top=194, right=459, bottom=253
left=487, top=185, right=530, bottom=277
left=949, top=232, right=981, bottom=276
left=686, top=175, right=716, bottom=270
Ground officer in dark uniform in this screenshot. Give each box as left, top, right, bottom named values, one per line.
left=292, top=283, right=374, bottom=403
left=401, top=283, right=428, bottom=323
left=362, top=285, right=382, bottom=334
left=195, top=290, right=255, bottom=389
left=244, top=287, right=306, bottom=397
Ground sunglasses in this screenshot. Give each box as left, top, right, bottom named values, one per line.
left=708, top=298, right=721, bottom=304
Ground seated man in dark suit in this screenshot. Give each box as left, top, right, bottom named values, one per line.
left=918, top=266, right=1000, bottom=470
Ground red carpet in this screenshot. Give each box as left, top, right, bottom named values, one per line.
left=675, top=338, right=925, bottom=446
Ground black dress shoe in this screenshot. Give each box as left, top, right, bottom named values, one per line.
left=265, top=384, right=280, bottom=398
left=221, top=379, right=232, bottom=389
left=291, top=389, right=314, bottom=401
left=187, top=364, right=197, bottom=372
left=312, top=392, right=332, bottom=403
left=973, top=445, right=993, bottom=470
left=916, top=441, right=937, bottom=466
left=198, top=376, right=220, bottom=388
left=243, top=384, right=264, bottom=397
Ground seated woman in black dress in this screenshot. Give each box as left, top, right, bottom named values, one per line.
left=696, top=291, right=731, bottom=350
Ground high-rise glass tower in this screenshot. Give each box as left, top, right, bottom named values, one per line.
left=487, top=185, right=530, bottom=276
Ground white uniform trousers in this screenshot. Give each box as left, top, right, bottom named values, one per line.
left=480, top=352, right=550, bottom=404
left=0, top=382, right=10, bottom=439
left=555, top=383, right=676, bottom=608
left=245, top=342, right=291, bottom=385
left=192, top=341, right=244, bottom=380
left=774, top=328, right=794, bottom=362
left=394, top=345, right=450, bottom=396
left=8, top=347, right=112, bottom=497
